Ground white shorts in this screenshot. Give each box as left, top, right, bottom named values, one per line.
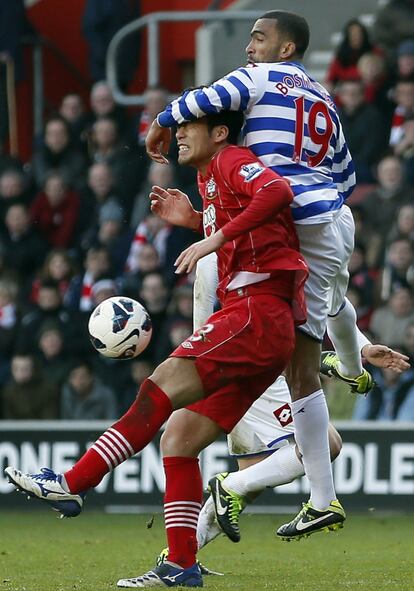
left=227, top=375, right=295, bottom=457
left=297, top=205, right=355, bottom=341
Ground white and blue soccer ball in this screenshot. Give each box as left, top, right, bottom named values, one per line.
left=88, top=296, right=152, bottom=359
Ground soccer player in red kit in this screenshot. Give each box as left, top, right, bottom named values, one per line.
left=5, top=110, right=308, bottom=588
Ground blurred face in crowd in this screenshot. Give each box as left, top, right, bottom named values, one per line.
left=5, top=205, right=29, bottom=236
left=174, top=288, right=193, bottom=318
left=39, top=328, right=63, bottom=359
left=148, top=162, right=174, bottom=188
left=169, top=321, right=192, bottom=348
left=347, top=22, right=365, bottom=49
left=45, top=120, right=70, bottom=153
left=38, top=286, right=61, bottom=310
left=0, top=171, right=24, bottom=199
left=377, top=156, right=403, bottom=191
left=85, top=248, right=111, bottom=277
left=397, top=205, right=414, bottom=236
left=398, top=54, right=414, bottom=77
left=404, top=323, right=414, bottom=354
left=60, top=94, right=84, bottom=123
left=0, top=281, right=16, bottom=307
left=11, top=356, right=34, bottom=384
left=47, top=252, right=72, bottom=281
left=69, top=364, right=93, bottom=396
left=140, top=273, right=168, bottom=312
left=144, top=87, right=168, bottom=119
left=91, top=83, right=115, bottom=117
left=98, top=219, right=121, bottom=243
left=388, top=239, right=413, bottom=272
left=93, top=119, right=118, bottom=151
left=389, top=288, right=413, bottom=317
left=394, top=81, right=414, bottom=112
left=144, top=214, right=166, bottom=236
left=338, top=81, right=365, bottom=113
left=44, top=175, right=66, bottom=207
left=136, top=243, right=160, bottom=273
left=357, top=53, right=385, bottom=84
left=88, top=163, right=113, bottom=198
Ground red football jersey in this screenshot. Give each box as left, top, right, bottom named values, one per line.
left=197, top=145, right=308, bottom=323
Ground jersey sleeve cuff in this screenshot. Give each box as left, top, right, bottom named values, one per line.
left=157, top=111, right=177, bottom=128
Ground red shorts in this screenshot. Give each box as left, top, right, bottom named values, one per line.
left=171, top=288, right=295, bottom=433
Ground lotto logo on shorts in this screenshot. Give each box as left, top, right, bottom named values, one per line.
left=273, top=403, right=293, bottom=427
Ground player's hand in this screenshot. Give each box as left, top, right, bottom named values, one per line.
left=145, top=119, right=171, bottom=163
left=175, top=230, right=226, bottom=274
left=150, top=185, right=200, bottom=230
left=361, top=344, right=410, bottom=374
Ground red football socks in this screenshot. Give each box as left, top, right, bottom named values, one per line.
left=163, top=456, right=203, bottom=569
left=64, top=379, right=172, bottom=493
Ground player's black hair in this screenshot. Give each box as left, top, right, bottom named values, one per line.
left=204, top=110, right=244, bottom=145
left=260, top=10, right=310, bottom=57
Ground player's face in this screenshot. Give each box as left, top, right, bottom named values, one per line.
left=176, top=121, right=217, bottom=169
left=246, top=19, right=293, bottom=64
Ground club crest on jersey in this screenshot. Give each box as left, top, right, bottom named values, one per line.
left=205, top=178, right=217, bottom=199
left=239, top=163, right=264, bottom=182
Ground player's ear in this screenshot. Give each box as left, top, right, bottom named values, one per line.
left=280, top=40, right=296, bottom=60
left=213, top=124, right=229, bottom=143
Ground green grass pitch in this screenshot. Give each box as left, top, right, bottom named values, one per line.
left=0, top=511, right=413, bottom=590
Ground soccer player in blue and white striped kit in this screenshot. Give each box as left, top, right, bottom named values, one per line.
left=146, top=11, right=375, bottom=539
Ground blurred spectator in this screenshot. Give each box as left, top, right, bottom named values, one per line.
left=16, top=280, right=84, bottom=355
left=347, top=243, right=375, bottom=327
left=64, top=246, right=112, bottom=312
left=387, top=203, right=414, bottom=244
left=82, top=1, right=140, bottom=89
left=370, top=287, right=414, bottom=346
left=31, top=117, right=87, bottom=191
left=139, top=271, right=170, bottom=362
left=90, top=117, right=139, bottom=218
left=337, top=79, right=386, bottom=182
left=0, top=203, right=48, bottom=287
left=326, top=19, right=374, bottom=90
left=396, top=39, right=414, bottom=78
left=373, top=0, right=414, bottom=57
left=0, top=277, right=18, bottom=384
left=30, top=171, right=80, bottom=248
left=403, top=320, right=414, bottom=361
left=360, top=154, right=414, bottom=266
left=126, top=213, right=170, bottom=273
left=156, top=317, right=193, bottom=365
left=389, top=77, right=414, bottom=151
left=119, top=358, right=154, bottom=414
left=137, top=86, right=169, bottom=147
left=88, top=81, right=131, bottom=141
left=357, top=52, right=394, bottom=120
left=30, top=248, right=76, bottom=304
left=84, top=201, right=133, bottom=271
left=35, top=321, right=73, bottom=389
left=0, top=168, right=30, bottom=232
left=90, top=277, right=117, bottom=307
left=59, top=93, right=89, bottom=149
left=130, top=161, right=175, bottom=229
left=60, top=359, right=117, bottom=420
left=121, top=242, right=161, bottom=298
left=379, top=237, right=414, bottom=300
left=1, top=353, right=59, bottom=419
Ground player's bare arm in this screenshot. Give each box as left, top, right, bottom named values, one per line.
left=175, top=231, right=226, bottom=274
left=361, top=344, right=410, bottom=373
left=150, top=185, right=201, bottom=230
left=146, top=119, right=171, bottom=163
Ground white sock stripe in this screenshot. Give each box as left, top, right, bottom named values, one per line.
left=164, top=510, right=200, bottom=518
left=165, top=522, right=198, bottom=530
left=91, top=444, right=114, bottom=469
left=108, top=428, right=134, bottom=455
left=165, top=517, right=199, bottom=526
left=94, top=440, right=118, bottom=466
left=100, top=433, right=127, bottom=463
left=164, top=512, right=200, bottom=520
left=104, top=430, right=132, bottom=460
left=164, top=501, right=201, bottom=508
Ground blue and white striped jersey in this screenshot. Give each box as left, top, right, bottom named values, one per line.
left=157, top=61, right=355, bottom=225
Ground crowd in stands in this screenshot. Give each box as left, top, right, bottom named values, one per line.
left=2, top=1, right=414, bottom=422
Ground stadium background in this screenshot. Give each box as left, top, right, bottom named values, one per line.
left=0, top=0, right=414, bottom=513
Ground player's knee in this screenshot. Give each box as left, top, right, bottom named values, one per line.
left=160, top=427, right=201, bottom=457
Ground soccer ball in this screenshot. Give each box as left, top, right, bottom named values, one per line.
left=88, top=296, right=152, bottom=359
